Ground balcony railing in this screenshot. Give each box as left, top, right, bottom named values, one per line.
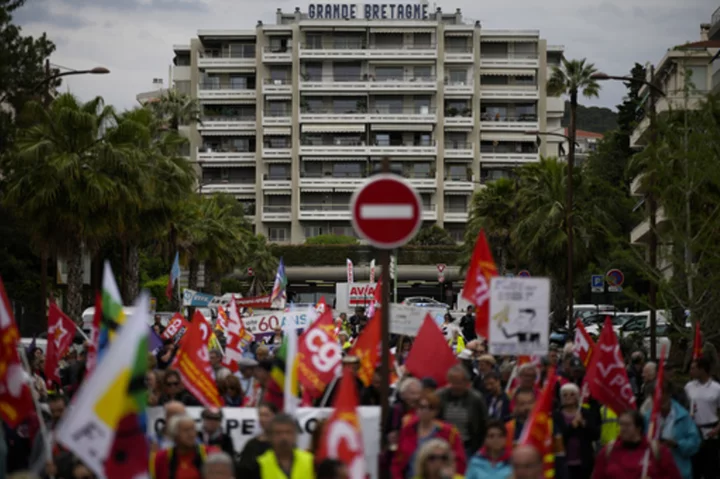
left=200, top=48, right=255, bottom=59
left=263, top=46, right=293, bottom=53
left=199, top=147, right=255, bottom=154
left=302, top=73, right=437, bottom=83
left=263, top=205, right=292, bottom=213
left=301, top=43, right=437, bottom=50
left=201, top=115, right=256, bottom=122
left=300, top=203, right=350, bottom=211
left=444, top=142, right=472, bottom=149
left=264, top=78, right=292, bottom=85
left=480, top=114, right=538, bottom=122
left=302, top=106, right=437, bottom=115
left=201, top=178, right=255, bottom=185
left=480, top=52, right=539, bottom=59
left=199, top=82, right=255, bottom=91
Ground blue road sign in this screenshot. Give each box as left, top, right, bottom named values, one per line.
left=591, top=275, right=604, bottom=293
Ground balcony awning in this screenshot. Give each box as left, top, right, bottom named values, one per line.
left=481, top=69, right=536, bottom=76
left=302, top=156, right=368, bottom=161
left=264, top=95, right=292, bottom=100
left=444, top=191, right=473, bottom=197
left=481, top=132, right=536, bottom=142
left=263, top=190, right=292, bottom=195
left=201, top=162, right=247, bottom=168
left=201, top=130, right=256, bottom=136
left=203, top=68, right=256, bottom=74
left=445, top=31, right=473, bottom=37
left=371, top=28, right=435, bottom=34
left=480, top=36, right=538, bottom=43
left=444, top=126, right=473, bottom=132
left=263, top=157, right=292, bottom=163
left=371, top=124, right=433, bottom=131
left=301, top=124, right=366, bottom=133
left=201, top=99, right=256, bottom=105
left=264, top=127, right=291, bottom=135
left=301, top=188, right=334, bottom=192
left=332, top=188, right=357, bottom=193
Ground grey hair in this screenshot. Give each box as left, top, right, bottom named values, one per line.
left=399, top=377, right=422, bottom=395
left=202, top=452, right=235, bottom=475
left=413, top=438, right=453, bottom=477
left=519, top=363, right=537, bottom=374
left=447, top=363, right=470, bottom=381
left=560, top=382, right=580, bottom=396
left=167, top=414, right=196, bottom=439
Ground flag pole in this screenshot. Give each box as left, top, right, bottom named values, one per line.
left=75, top=327, right=91, bottom=344
left=379, top=157, right=391, bottom=477
left=19, top=347, right=54, bottom=467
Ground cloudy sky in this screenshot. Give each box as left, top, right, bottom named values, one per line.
left=14, top=0, right=717, bottom=112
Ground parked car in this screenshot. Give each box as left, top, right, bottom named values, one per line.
left=401, top=296, right=450, bottom=309
left=583, top=312, right=641, bottom=337
left=621, top=322, right=672, bottom=356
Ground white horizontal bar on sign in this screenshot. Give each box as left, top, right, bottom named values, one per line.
left=360, top=204, right=414, bottom=220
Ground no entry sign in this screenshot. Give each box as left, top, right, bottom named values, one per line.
left=350, top=174, right=422, bottom=249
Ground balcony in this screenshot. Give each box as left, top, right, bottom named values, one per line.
left=198, top=49, right=256, bottom=69
left=422, top=204, right=438, bottom=221
left=444, top=176, right=475, bottom=192
left=262, top=205, right=292, bottom=222
left=480, top=116, right=538, bottom=132
left=298, top=43, right=437, bottom=60
left=480, top=152, right=538, bottom=163
left=630, top=207, right=668, bottom=245
left=262, top=114, right=291, bottom=127
left=262, top=46, right=292, bottom=63
left=200, top=180, right=256, bottom=195
left=298, top=203, right=351, bottom=221
left=479, top=86, right=538, bottom=100
left=443, top=209, right=470, bottom=222
left=198, top=83, right=256, bottom=101
left=406, top=176, right=437, bottom=190
left=262, top=175, right=291, bottom=190
left=198, top=116, right=256, bottom=131
left=299, top=141, right=438, bottom=156
left=710, top=6, right=720, bottom=41
left=445, top=48, right=474, bottom=63
left=299, top=176, right=366, bottom=189
left=262, top=146, right=292, bottom=158
left=444, top=142, right=474, bottom=158
left=444, top=111, right=474, bottom=127
left=262, top=78, right=292, bottom=95
left=300, top=107, right=437, bottom=124
left=197, top=148, right=255, bottom=164
left=300, top=74, right=436, bottom=93
left=630, top=172, right=647, bottom=197
left=480, top=53, right=539, bottom=69
left=444, top=80, right=473, bottom=96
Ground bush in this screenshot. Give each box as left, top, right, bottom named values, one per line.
left=305, top=234, right=359, bottom=245
left=410, top=225, right=456, bottom=246
left=143, top=275, right=171, bottom=311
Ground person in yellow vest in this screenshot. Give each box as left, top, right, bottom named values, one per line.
left=599, top=406, right=620, bottom=447
left=256, top=413, right=314, bottom=479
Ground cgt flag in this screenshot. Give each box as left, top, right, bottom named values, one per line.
left=349, top=308, right=381, bottom=387
left=461, top=230, right=498, bottom=339
left=297, top=309, right=342, bottom=399
left=45, top=303, right=77, bottom=386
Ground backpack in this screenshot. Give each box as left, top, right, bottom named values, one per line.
left=605, top=439, right=660, bottom=461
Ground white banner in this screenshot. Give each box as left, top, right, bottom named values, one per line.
left=242, top=308, right=317, bottom=336
left=488, top=277, right=550, bottom=356
left=146, top=406, right=381, bottom=479
left=390, top=304, right=447, bottom=337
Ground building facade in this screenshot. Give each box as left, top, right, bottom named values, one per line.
left=171, top=4, right=565, bottom=244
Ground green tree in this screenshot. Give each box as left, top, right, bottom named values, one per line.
left=305, top=234, right=359, bottom=245
left=408, top=225, right=454, bottom=246
left=149, top=89, right=202, bottom=132
left=245, top=234, right=279, bottom=296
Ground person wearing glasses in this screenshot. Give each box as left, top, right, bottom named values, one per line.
left=391, top=391, right=466, bottom=479
left=411, top=438, right=464, bottom=479
left=158, top=369, right=200, bottom=406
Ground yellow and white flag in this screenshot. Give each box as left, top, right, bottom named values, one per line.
left=56, top=292, right=150, bottom=479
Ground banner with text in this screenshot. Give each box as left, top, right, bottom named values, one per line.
left=347, top=282, right=377, bottom=308
left=390, top=304, right=447, bottom=337
left=242, top=308, right=317, bottom=337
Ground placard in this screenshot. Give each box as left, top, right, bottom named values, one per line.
left=390, top=305, right=447, bottom=337
left=488, top=277, right=550, bottom=356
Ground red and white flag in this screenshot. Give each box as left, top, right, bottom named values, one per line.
left=317, top=367, right=365, bottom=479
left=45, top=303, right=77, bottom=386
left=573, top=319, right=595, bottom=367
left=0, top=277, right=34, bottom=427
left=161, top=312, right=189, bottom=342
left=462, top=230, right=498, bottom=339
left=297, top=309, right=342, bottom=399
left=222, top=297, right=253, bottom=373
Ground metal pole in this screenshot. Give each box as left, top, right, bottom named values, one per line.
left=648, top=65, right=658, bottom=361
left=379, top=158, right=391, bottom=479
left=566, top=90, right=577, bottom=329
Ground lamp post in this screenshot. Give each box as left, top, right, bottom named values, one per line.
left=592, top=70, right=666, bottom=360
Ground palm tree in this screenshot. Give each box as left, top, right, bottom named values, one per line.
left=547, top=58, right=601, bottom=326
left=5, top=93, right=140, bottom=321
left=149, top=90, right=202, bottom=132
left=245, top=234, right=279, bottom=296
left=464, top=177, right=517, bottom=274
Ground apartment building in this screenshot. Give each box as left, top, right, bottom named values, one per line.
left=171, top=4, right=565, bottom=244
left=630, top=23, right=719, bottom=251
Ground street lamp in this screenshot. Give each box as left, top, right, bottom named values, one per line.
left=592, top=70, right=666, bottom=360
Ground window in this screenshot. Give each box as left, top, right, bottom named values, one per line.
left=413, top=96, right=431, bottom=114
left=269, top=37, right=289, bottom=53
left=202, top=168, right=222, bottom=182
left=448, top=69, right=467, bottom=85
left=268, top=227, right=289, bottom=242
left=686, top=66, right=708, bottom=92
left=229, top=76, right=247, bottom=89
left=413, top=33, right=431, bottom=48
left=203, top=75, right=221, bottom=88
left=445, top=195, right=467, bottom=211
left=231, top=138, right=251, bottom=152
left=481, top=104, right=507, bottom=120
left=270, top=68, right=289, bottom=83
left=267, top=101, right=288, bottom=117
left=513, top=42, right=537, bottom=58
left=229, top=43, right=255, bottom=58
left=481, top=42, right=508, bottom=57
left=420, top=194, right=433, bottom=208
left=445, top=133, right=467, bottom=148
left=481, top=75, right=508, bottom=85
left=306, top=34, right=323, bottom=49
left=515, top=103, right=537, bottom=119
left=175, top=81, right=191, bottom=96
left=332, top=98, right=357, bottom=113
left=482, top=168, right=512, bottom=182
left=513, top=75, right=536, bottom=86
left=175, top=55, right=190, bottom=66
left=446, top=37, right=467, bottom=52
left=303, top=97, right=324, bottom=112
left=333, top=35, right=363, bottom=49
left=374, top=96, right=403, bottom=113
left=373, top=33, right=403, bottom=49
left=376, top=66, right=404, bottom=81
left=303, top=62, right=322, bottom=81
left=302, top=162, right=323, bottom=177
left=333, top=62, right=361, bottom=82
left=226, top=168, right=254, bottom=183
left=266, top=136, right=290, bottom=148
left=375, top=133, right=390, bottom=146
left=412, top=163, right=431, bottom=178
left=266, top=195, right=291, bottom=206
left=416, top=134, right=431, bottom=146
left=268, top=164, right=290, bottom=179
left=332, top=162, right=363, bottom=177
left=414, top=66, right=432, bottom=81
left=447, top=165, right=467, bottom=180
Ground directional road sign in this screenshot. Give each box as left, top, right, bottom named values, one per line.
left=350, top=174, right=422, bottom=249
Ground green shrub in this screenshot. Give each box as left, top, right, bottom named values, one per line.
left=305, top=234, right=359, bottom=245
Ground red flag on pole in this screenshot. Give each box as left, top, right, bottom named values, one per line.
left=404, top=314, right=459, bottom=388
left=692, top=321, right=703, bottom=360
left=45, top=303, right=77, bottom=386
left=520, top=367, right=558, bottom=478
left=573, top=319, right=595, bottom=367
left=297, top=309, right=342, bottom=399
left=461, top=230, right=498, bottom=339
left=316, top=367, right=365, bottom=479
left=584, top=317, right=636, bottom=413
left=349, top=309, right=381, bottom=387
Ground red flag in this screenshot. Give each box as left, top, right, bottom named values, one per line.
left=315, top=296, right=327, bottom=314
left=367, top=278, right=382, bottom=318
left=585, top=317, right=636, bottom=413
left=0, top=277, right=34, bottom=427
left=161, top=312, right=189, bottom=342
left=648, top=344, right=667, bottom=440
left=404, top=314, right=459, bottom=388
left=234, top=294, right=272, bottom=309
left=85, top=292, right=102, bottom=375
left=297, top=309, right=342, bottom=399
left=316, top=367, right=366, bottom=479
left=692, top=321, right=703, bottom=360
left=461, top=230, right=498, bottom=338
left=216, top=308, right=229, bottom=333
left=349, top=309, right=381, bottom=386
left=171, top=311, right=223, bottom=408
left=520, top=367, right=558, bottom=477
left=45, top=303, right=77, bottom=385
left=574, top=319, right=595, bottom=367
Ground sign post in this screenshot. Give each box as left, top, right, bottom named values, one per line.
left=606, top=269, right=624, bottom=293
left=350, top=164, right=422, bottom=464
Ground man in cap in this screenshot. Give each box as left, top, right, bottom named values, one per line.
left=235, top=357, right=258, bottom=398
left=472, top=354, right=497, bottom=396
left=198, top=408, right=235, bottom=457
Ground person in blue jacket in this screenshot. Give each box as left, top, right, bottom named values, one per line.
left=644, top=379, right=701, bottom=479
left=465, top=419, right=512, bottom=479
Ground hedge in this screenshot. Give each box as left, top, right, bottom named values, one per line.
left=268, top=244, right=461, bottom=266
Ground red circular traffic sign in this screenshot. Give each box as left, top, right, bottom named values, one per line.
left=351, top=174, right=422, bottom=249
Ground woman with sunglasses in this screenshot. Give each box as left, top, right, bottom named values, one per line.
left=391, top=391, right=466, bottom=479
left=411, top=438, right=464, bottom=479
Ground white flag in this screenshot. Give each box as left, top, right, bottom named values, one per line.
left=346, top=258, right=354, bottom=283
left=369, top=259, right=376, bottom=283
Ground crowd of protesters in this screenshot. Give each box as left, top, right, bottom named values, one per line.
left=2, top=306, right=719, bottom=479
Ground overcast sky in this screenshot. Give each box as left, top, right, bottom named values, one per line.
left=13, top=0, right=717, bottom=112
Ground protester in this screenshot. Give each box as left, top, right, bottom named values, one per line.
left=465, top=419, right=513, bottom=479
left=360, top=370, right=382, bottom=406
left=198, top=408, right=235, bottom=458
left=483, top=372, right=511, bottom=421
left=511, top=445, right=544, bottom=479
left=246, top=360, right=272, bottom=407
left=592, top=410, right=682, bottom=479
left=440, top=313, right=462, bottom=343
left=641, top=361, right=658, bottom=405
left=256, top=413, right=314, bottom=479
left=151, top=400, right=186, bottom=451
left=411, top=438, right=464, bottom=479
left=235, top=357, right=257, bottom=398
left=627, top=351, right=645, bottom=406
left=391, top=390, right=466, bottom=479
left=147, top=370, right=162, bottom=407
left=472, top=354, right=496, bottom=395
left=505, top=388, right=536, bottom=447
left=236, top=402, right=276, bottom=477
left=223, top=375, right=244, bottom=407
left=459, top=306, right=476, bottom=342
left=209, top=350, right=231, bottom=382
left=598, top=405, right=620, bottom=447
left=553, top=383, right=599, bottom=479
left=150, top=415, right=215, bottom=479
left=437, top=364, right=488, bottom=458
left=684, top=356, right=720, bottom=479
left=158, top=369, right=200, bottom=406
left=201, top=452, right=234, bottom=479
